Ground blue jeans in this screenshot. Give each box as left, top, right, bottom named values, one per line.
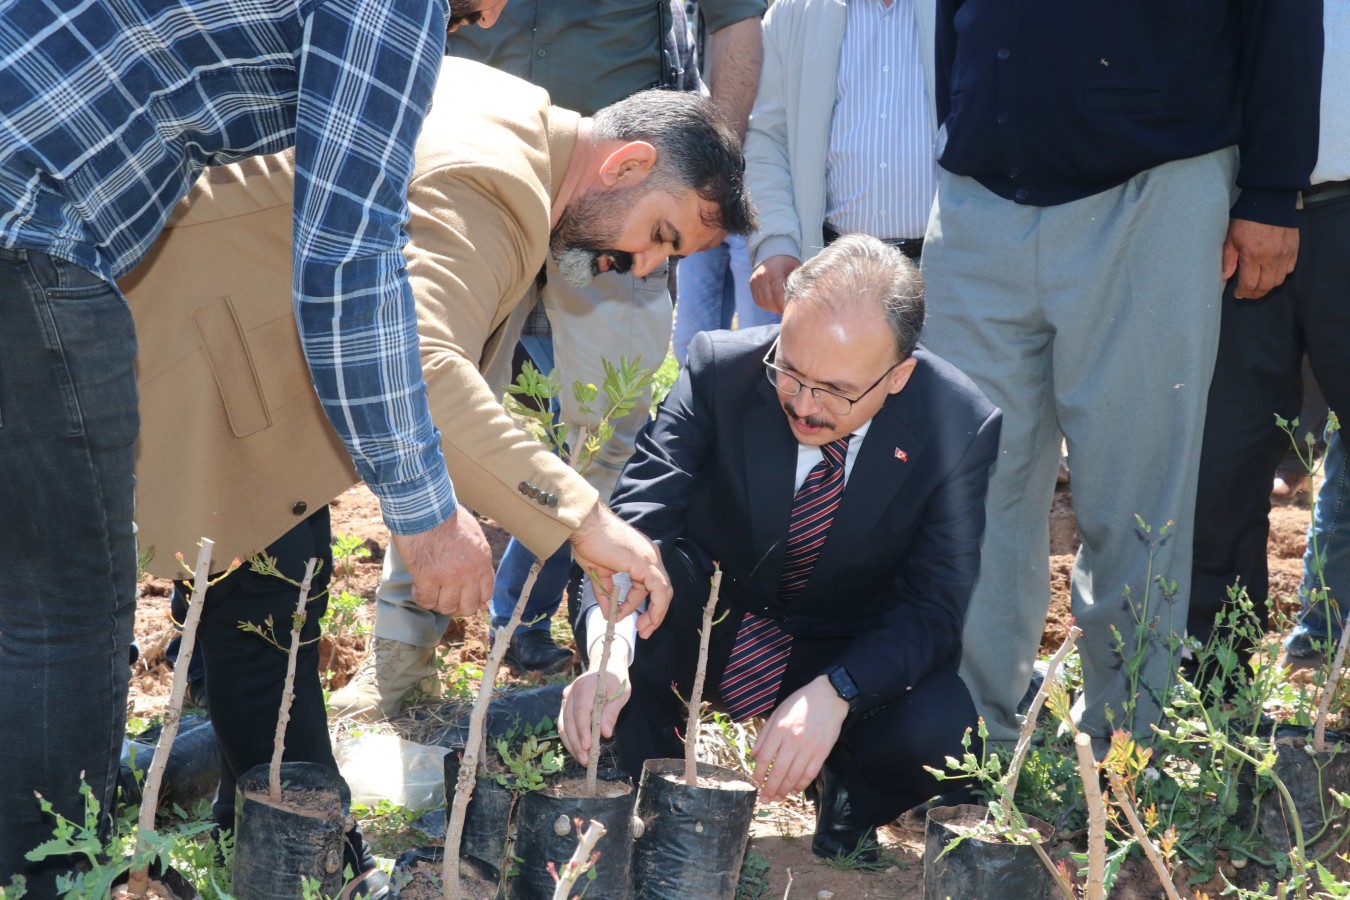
left=488, top=538, right=576, bottom=635
left=1288, top=427, right=1349, bottom=646
left=671, top=234, right=778, bottom=367
left=0, top=249, right=139, bottom=896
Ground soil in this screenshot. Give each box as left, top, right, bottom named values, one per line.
left=129, top=481, right=1316, bottom=899
left=239, top=787, right=343, bottom=819
left=397, top=860, right=497, bottom=900
left=110, top=882, right=187, bottom=900
left=543, top=776, right=632, bottom=799
left=660, top=770, right=758, bottom=792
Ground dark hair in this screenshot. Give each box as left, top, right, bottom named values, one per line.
left=784, top=234, right=925, bottom=359
left=591, top=90, right=757, bottom=236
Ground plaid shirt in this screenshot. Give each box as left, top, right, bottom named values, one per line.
left=0, top=0, right=457, bottom=534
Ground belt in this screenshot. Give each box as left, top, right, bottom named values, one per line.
left=1300, top=179, right=1350, bottom=208
left=822, top=223, right=923, bottom=260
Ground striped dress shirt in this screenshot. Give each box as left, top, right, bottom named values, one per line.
left=825, top=0, right=936, bottom=241
left=0, top=0, right=456, bottom=534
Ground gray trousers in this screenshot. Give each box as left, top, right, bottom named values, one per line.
left=375, top=257, right=673, bottom=647
left=920, top=148, right=1237, bottom=742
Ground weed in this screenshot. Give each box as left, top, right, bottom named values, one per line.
left=25, top=776, right=215, bottom=900
left=350, top=800, right=421, bottom=858
left=820, top=833, right=896, bottom=872
left=734, top=850, right=771, bottom=900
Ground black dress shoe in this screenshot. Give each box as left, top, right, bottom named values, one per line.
left=503, top=630, right=574, bottom=676
left=808, top=768, right=881, bottom=864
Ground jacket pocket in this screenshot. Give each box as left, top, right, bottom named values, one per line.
left=193, top=295, right=272, bottom=437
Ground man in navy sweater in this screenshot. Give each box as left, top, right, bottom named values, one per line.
left=920, top=0, right=1323, bottom=748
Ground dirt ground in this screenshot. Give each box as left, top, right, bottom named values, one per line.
left=128, top=481, right=1316, bottom=899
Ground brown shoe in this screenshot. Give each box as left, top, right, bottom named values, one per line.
left=328, top=637, right=438, bottom=720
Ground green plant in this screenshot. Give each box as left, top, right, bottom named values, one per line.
left=350, top=800, right=422, bottom=858
left=491, top=721, right=565, bottom=795
left=734, top=850, right=771, bottom=900
left=322, top=534, right=372, bottom=640
left=820, top=834, right=897, bottom=872
left=651, top=351, right=679, bottom=407
left=26, top=777, right=214, bottom=899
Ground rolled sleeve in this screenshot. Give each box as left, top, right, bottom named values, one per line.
left=291, top=0, right=457, bottom=534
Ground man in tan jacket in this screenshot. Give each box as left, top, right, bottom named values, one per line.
left=119, top=57, right=754, bottom=885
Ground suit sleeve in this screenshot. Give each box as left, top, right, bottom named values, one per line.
left=833, top=406, right=1001, bottom=711
left=608, top=331, right=721, bottom=553
left=1229, top=0, right=1323, bottom=226
left=406, top=165, right=599, bottom=558
left=743, top=1, right=804, bottom=268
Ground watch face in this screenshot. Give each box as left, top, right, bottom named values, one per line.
left=830, top=667, right=859, bottom=700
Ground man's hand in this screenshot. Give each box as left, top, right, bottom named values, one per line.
left=750, top=255, right=801, bottom=315
left=1222, top=218, right=1299, bottom=300
left=388, top=507, right=494, bottom=617
left=569, top=503, right=671, bottom=638
left=559, top=652, right=632, bottom=766
left=750, top=676, right=849, bottom=803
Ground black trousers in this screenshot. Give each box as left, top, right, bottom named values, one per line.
left=171, top=507, right=373, bottom=875
left=575, top=542, right=978, bottom=826
left=1191, top=193, right=1350, bottom=651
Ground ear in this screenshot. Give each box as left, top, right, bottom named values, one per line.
left=597, top=141, right=658, bottom=187
left=886, top=356, right=919, bottom=395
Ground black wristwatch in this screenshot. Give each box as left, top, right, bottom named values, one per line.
left=824, top=665, right=860, bottom=711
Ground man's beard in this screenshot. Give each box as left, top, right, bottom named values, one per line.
left=550, top=185, right=638, bottom=288
left=447, top=0, right=483, bottom=30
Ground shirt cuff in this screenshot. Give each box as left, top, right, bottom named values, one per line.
left=367, top=465, right=458, bottom=536
left=585, top=605, right=637, bottom=666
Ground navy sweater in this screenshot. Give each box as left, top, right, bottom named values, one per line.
left=935, top=0, right=1323, bottom=227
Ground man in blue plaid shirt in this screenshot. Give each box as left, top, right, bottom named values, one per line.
left=0, top=0, right=670, bottom=892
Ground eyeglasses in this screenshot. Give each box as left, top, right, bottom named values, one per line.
left=762, top=336, right=900, bottom=416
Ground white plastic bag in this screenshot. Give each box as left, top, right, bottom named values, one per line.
left=335, top=733, right=449, bottom=810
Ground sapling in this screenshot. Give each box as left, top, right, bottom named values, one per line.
left=685, top=566, right=724, bottom=785
left=583, top=574, right=619, bottom=797
left=124, top=538, right=224, bottom=897
left=443, top=556, right=544, bottom=894
left=269, top=558, right=319, bottom=802
left=547, top=819, right=606, bottom=900
left=929, top=624, right=1081, bottom=900
left=1074, top=733, right=1107, bottom=900
left=443, top=356, right=650, bottom=897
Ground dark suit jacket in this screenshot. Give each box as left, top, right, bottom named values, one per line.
left=609, top=325, right=1001, bottom=714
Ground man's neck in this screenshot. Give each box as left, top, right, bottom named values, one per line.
left=552, top=118, right=597, bottom=228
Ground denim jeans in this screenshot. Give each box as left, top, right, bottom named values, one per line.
left=671, top=234, right=778, bottom=367
left=0, top=249, right=139, bottom=896
left=1289, top=428, right=1349, bottom=646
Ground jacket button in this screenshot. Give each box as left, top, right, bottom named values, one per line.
left=291, top=500, right=308, bottom=516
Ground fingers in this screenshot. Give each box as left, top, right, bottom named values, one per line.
left=633, top=566, right=671, bottom=636
left=1225, top=219, right=1298, bottom=300
left=1236, top=261, right=1268, bottom=300
left=1221, top=237, right=1239, bottom=282
left=559, top=681, right=592, bottom=764
left=392, top=509, right=494, bottom=617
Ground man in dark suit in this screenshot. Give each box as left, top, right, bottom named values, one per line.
left=559, top=234, right=1001, bottom=857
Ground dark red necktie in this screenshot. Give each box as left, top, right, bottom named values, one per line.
left=720, top=436, right=851, bottom=721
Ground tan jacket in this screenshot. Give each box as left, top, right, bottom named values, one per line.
left=122, top=60, right=597, bottom=577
